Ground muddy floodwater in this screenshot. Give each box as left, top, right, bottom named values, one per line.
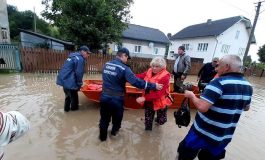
left=0, top=73, right=264, bottom=160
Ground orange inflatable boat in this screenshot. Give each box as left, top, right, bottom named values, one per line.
left=80, top=80, right=200, bottom=109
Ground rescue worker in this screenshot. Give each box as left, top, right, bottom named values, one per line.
left=99, top=47, right=163, bottom=141
left=57, top=46, right=91, bottom=112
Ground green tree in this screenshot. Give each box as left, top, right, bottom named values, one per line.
left=7, top=5, right=60, bottom=41
left=257, top=44, right=265, bottom=63
left=244, top=55, right=252, bottom=67
left=41, top=0, right=133, bottom=49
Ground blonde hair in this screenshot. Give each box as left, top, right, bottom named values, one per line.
left=150, top=57, right=167, bottom=68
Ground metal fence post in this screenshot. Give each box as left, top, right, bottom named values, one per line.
left=15, top=48, right=22, bottom=71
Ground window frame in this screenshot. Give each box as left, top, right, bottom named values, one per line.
left=134, top=45, right=141, bottom=53
left=182, top=44, right=190, bottom=51
left=235, top=30, right=240, bottom=39
left=197, top=43, right=208, bottom=52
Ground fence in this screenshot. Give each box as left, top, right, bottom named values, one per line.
left=20, top=48, right=204, bottom=75
left=246, top=67, right=265, bottom=77
left=20, top=48, right=69, bottom=73
left=0, top=44, right=21, bottom=71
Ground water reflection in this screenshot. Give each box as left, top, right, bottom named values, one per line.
left=0, top=73, right=264, bottom=160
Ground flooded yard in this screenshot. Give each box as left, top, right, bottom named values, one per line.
left=0, top=73, right=264, bottom=160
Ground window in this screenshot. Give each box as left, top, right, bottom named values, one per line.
left=114, top=45, right=119, bottom=51
left=182, top=44, right=190, bottom=51
left=135, top=45, right=141, bottom=53
left=114, top=44, right=122, bottom=51
left=1, top=28, right=8, bottom=40
left=221, top=44, right=230, bottom=53
left=235, top=30, right=240, bottom=39
left=202, top=43, right=208, bottom=51
left=238, top=48, right=245, bottom=56
left=197, top=43, right=208, bottom=52
left=154, top=48, right=159, bottom=54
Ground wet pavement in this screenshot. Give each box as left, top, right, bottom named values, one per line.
left=0, top=73, right=264, bottom=160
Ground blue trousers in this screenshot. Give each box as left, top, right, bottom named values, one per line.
left=177, top=128, right=227, bottom=160
left=99, top=94, right=124, bottom=132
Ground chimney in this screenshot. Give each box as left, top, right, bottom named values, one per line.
left=167, top=33, right=172, bottom=39
left=207, top=19, right=212, bottom=25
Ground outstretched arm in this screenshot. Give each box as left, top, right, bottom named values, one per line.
left=75, top=58, right=85, bottom=90
left=125, top=68, right=162, bottom=90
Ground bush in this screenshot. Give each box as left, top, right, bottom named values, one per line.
left=256, top=63, right=265, bottom=70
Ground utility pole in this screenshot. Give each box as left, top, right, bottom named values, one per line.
left=243, top=1, right=264, bottom=65
left=33, top=7, right=37, bottom=32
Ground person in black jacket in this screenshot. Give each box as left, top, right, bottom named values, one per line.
left=197, top=57, right=219, bottom=91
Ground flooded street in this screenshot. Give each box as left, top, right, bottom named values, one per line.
left=0, top=73, right=264, bottom=160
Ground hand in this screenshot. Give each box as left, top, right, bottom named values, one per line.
left=184, top=90, right=195, bottom=99
left=156, top=83, right=163, bottom=90
left=197, top=77, right=200, bottom=81
left=181, top=75, right=186, bottom=81
left=136, top=97, right=145, bottom=104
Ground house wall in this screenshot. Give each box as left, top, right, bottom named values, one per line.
left=0, top=0, right=10, bottom=43
left=215, top=21, right=249, bottom=60
left=168, top=37, right=216, bottom=62
left=169, top=20, right=250, bottom=63
left=51, top=41, right=66, bottom=50
left=109, top=38, right=167, bottom=58
left=20, top=32, right=65, bottom=50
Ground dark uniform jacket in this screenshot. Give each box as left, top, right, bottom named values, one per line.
left=56, top=52, right=85, bottom=90
left=102, top=58, right=156, bottom=96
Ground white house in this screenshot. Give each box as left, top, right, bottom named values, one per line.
left=109, top=24, right=170, bottom=58
left=0, top=0, right=10, bottom=43
left=168, top=16, right=256, bottom=62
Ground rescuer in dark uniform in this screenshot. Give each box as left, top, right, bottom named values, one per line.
left=99, top=47, right=163, bottom=141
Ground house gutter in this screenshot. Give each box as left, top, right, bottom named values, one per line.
left=212, top=35, right=218, bottom=59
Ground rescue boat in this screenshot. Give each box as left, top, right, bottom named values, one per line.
left=80, top=79, right=200, bottom=109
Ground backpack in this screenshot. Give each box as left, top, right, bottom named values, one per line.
left=174, top=98, right=191, bottom=128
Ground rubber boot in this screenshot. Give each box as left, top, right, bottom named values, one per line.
left=99, top=129, right=107, bottom=141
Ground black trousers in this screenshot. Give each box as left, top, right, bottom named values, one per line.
left=145, top=105, right=167, bottom=130
left=173, top=72, right=184, bottom=92
left=63, top=88, right=79, bottom=111
left=99, top=94, right=124, bottom=132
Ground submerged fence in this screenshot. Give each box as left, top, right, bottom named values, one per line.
left=0, top=44, right=21, bottom=71
left=3, top=47, right=262, bottom=77
left=20, top=48, right=69, bottom=73
left=20, top=48, right=204, bottom=75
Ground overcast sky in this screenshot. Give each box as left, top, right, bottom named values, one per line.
left=7, top=0, right=265, bottom=61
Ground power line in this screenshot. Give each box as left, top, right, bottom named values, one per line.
left=217, top=0, right=255, bottom=17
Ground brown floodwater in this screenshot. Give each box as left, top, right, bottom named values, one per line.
left=0, top=73, right=264, bottom=160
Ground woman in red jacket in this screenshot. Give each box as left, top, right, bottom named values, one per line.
left=136, top=57, right=172, bottom=130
